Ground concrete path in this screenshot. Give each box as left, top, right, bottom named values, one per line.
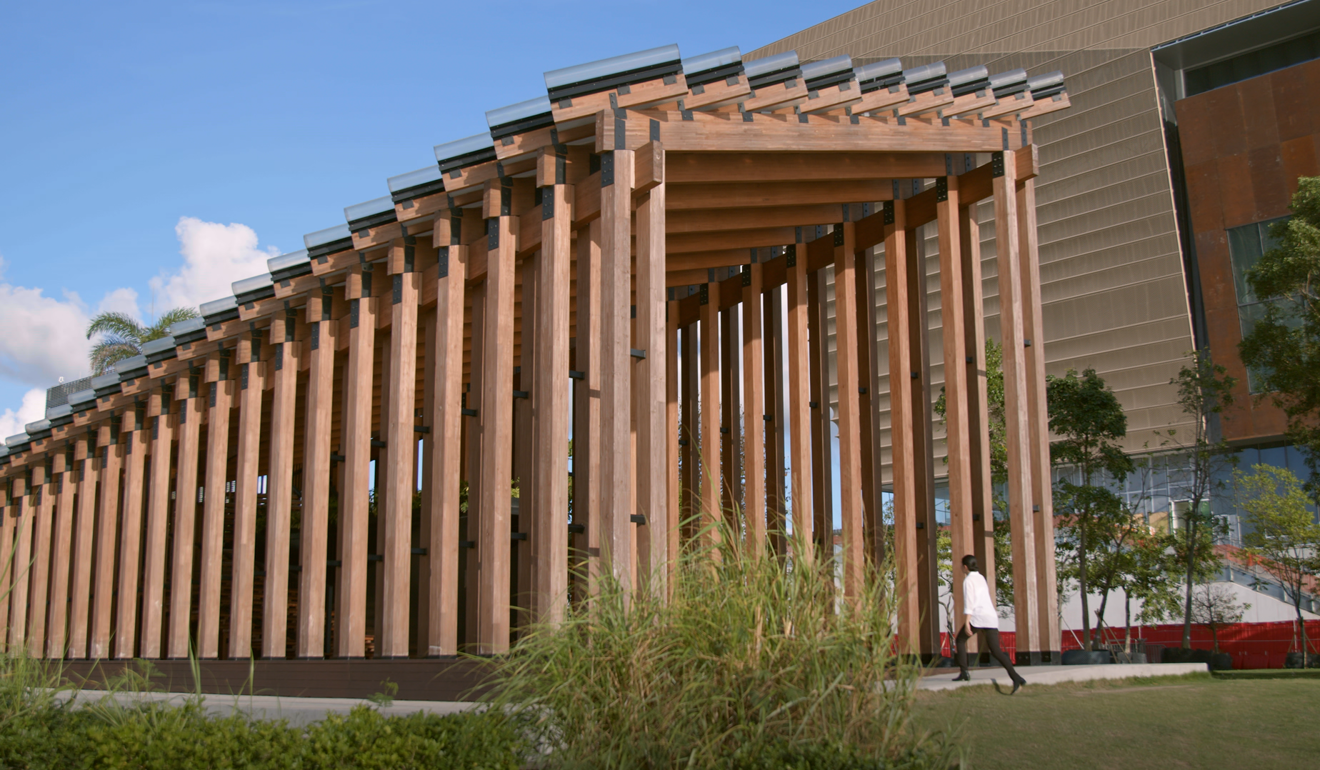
left=917, top=662, right=1208, bottom=692
left=55, top=689, right=476, bottom=726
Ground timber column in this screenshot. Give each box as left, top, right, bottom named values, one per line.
left=27, top=460, right=55, bottom=657
left=885, top=200, right=920, bottom=653
left=339, top=264, right=376, bottom=658
left=477, top=178, right=516, bottom=653
left=633, top=141, right=667, bottom=592
left=297, top=288, right=335, bottom=658
left=89, top=419, right=122, bottom=660
left=44, top=449, right=76, bottom=658
left=198, top=353, right=233, bottom=659
left=139, top=386, right=176, bottom=658
left=168, top=371, right=203, bottom=659
left=229, top=331, right=266, bottom=659
left=114, top=403, right=148, bottom=659
left=263, top=310, right=300, bottom=658
left=784, top=245, right=813, bottom=565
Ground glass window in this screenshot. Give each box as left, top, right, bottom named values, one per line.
left=1185, top=30, right=1320, bottom=96
left=1227, top=217, right=1292, bottom=392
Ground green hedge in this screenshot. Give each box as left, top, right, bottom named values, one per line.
left=0, top=699, right=523, bottom=770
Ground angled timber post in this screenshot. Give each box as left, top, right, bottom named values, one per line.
left=27, top=460, right=54, bottom=656
left=114, top=404, right=148, bottom=658
left=339, top=264, right=376, bottom=658
left=741, top=258, right=766, bottom=557
left=720, top=295, right=741, bottom=532
left=298, top=288, right=335, bottom=658
left=168, top=371, right=203, bottom=659
left=139, top=384, right=175, bottom=658
left=477, top=177, right=517, bottom=654
left=45, top=449, right=75, bottom=657
left=514, top=257, right=536, bottom=628
left=89, top=419, right=122, bottom=660
left=535, top=149, right=572, bottom=618
left=763, top=285, right=787, bottom=557
left=571, top=220, right=601, bottom=600
left=806, top=264, right=831, bottom=561
left=198, top=353, right=233, bottom=659
left=885, top=199, right=920, bottom=653
left=598, top=138, right=636, bottom=589
left=855, top=244, right=881, bottom=567
left=907, top=214, right=941, bottom=659
left=992, top=149, right=1039, bottom=664
left=68, top=430, right=98, bottom=659
left=132, top=393, right=168, bottom=660
left=428, top=211, right=466, bottom=655
left=665, top=297, right=680, bottom=589
left=464, top=283, right=486, bottom=649
left=635, top=141, right=668, bottom=593
left=937, top=172, right=975, bottom=643
left=381, top=238, right=419, bottom=658
left=229, top=331, right=266, bottom=659
left=679, top=320, right=698, bottom=543
left=1017, top=155, right=1060, bottom=661
left=263, top=309, right=300, bottom=658
left=959, top=187, right=996, bottom=610
left=784, top=245, right=814, bottom=566
left=698, top=279, right=721, bottom=554
left=9, top=473, right=32, bottom=651
left=834, top=221, right=865, bottom=599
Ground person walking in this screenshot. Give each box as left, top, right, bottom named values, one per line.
left=953, top=554, right=1027, bottom=694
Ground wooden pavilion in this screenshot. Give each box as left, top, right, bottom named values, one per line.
left=0, top=44, right=1069, bottom=672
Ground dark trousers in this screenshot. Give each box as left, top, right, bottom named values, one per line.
left=955, top=625, right=1023, bottom=682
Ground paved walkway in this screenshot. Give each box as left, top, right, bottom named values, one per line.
left=56, top=690, right=476, bottom=726
left=917, top=662, right=1208, bottom=692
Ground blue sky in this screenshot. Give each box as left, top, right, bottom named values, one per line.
left=0, top=0, right=863, bottom=435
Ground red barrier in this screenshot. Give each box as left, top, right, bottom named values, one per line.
left=939, top=620, right=1319, bottom=668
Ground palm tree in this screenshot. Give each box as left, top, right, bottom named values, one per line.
left=86, top=307, right=200, bottom=375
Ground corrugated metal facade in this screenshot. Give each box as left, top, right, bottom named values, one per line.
left=753, top=1, right=1287, bottom=477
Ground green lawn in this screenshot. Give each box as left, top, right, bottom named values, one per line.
left=911, top=673, right=1320, bottom=769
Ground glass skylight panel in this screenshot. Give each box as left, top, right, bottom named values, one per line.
left=434, top=134, right=498, bottom=175
left=903, top=62, right=947, bottom=94
left=1028, top=71, right=1065, bottom=99
left=487, top=96, right=554, bottom=141
left=345, top=196, right=397, bottom=232
left=267, top=249, right=311, bottom=282
left=990, top=69, right=1029, bottom=98
left=682, top=47, right=743, bottom=88
left=201, top=295, right=240, bottom=325
left=233, top=274, right=275, bottom=304
left=948, top=65, right=990, bottom=96
left=802, top=55, right=854, bottom=91
left=745, top=51, right=801, bottom=90
left=388, top=165, right=445, bottom=204
left=544, top=44, right=682, bottom=102
left=855, top=58, right=904, bottom=93
left=142, top=335, right=178, bottom=363
left=303, top=223, right=354, bottom=259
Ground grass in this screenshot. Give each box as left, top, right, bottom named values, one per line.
left=911, top=673, right=1320, bottom=769
left=1210, top=668, right=1320, bottom=680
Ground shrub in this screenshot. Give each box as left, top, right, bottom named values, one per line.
left=488, top=525, right=958, bottom=769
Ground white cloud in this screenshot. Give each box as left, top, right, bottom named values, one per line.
left=0, top=388, right=48, bottom=440
left=149, top=217, right=279, bottom=311
left=0, top=256, right=97, bottom=388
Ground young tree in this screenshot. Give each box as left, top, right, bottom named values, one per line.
left=86, top=308, right=200, bottom=375
left=1157, top=351, right=1237, bottom=649
left=1048, top=368, right=1133, bottom=651
left=1236, top=464, right=1320, bottom=656
left=1190, top=583, right=1249, bottom=654
left=1239, top=176, right=1320, bottom=504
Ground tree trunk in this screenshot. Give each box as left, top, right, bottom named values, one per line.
left=1297, top=596, right=1310, bottom=656
left=1124, top=591, right=1132, bottom=654
left=1079, top=525, right=1091, bottom=651
left=1182, top=499, right=1199, bottom=650
left=1094, top=586, right=1111, bottom=651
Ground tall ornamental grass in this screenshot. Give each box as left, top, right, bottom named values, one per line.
left=490, top=523, right=957, bottom=769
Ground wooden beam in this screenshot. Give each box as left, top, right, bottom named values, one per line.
left=698, top=280, right=721, bottom=553
left=1018, top=172, right=1060, bottom=659
left=993, top=151, right=1039, bottom=663
left=571, top=221, right=601, bottom=600
left=477, top=206, right=516, bottom=654
left=598, top=149, right=635, bottom=587
left=263, top=312, right=300, bottom=659
left=741, top=262, right=766, bottom=557
left=665, top=151, right=947, bottom=185
left=89, top=423, right=122, bottom=660
left=833, top=223, right=864, bottom=599
left=9, top=474, right=33, bottom=651
left=885, top=200, right=919, bottom=654
left=68, top=432, right=98, bottom=659
left=139, top=387, right=175, bottom=658
left=938, top=174, right=975, bottom=644
left=635, top=148, right=667, bottom=595
left=46, top=448, right=76, bottom=658
left=381, top=250, right=419, bottom=658
left=668, top=180, right=892, bottom=211
left=535, top=175, right=572, bottom=617
left=428, top=234, right=466, bottom=656
left=228, top=336, right=265, bottom=659
left=339, top=269, right=376, bottom=658
left=27, top=462, right=54, bottom=656
left=784, top=249, right=813, bottom=566
left=168, top=374, right=202, bottom=659
left=298, top=296, right=335, bottom=659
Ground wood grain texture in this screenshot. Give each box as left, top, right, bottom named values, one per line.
left=228, top=342, right=265, bottom=660
left=635, top=165, right=668, bottom=595
left=572, top=221, right=602, bottom=601
left=114, top=409, right=147, bottom=659
left=382, top=268, right=419, bottom=657
left=47, top=452, right=77, bottom=657
left=69, top=434, right=99, bottom=659
left=89, top=427, right=122, bottom=660
left=960, top=203, right=996, bottom=611
left=8, top=476, right=33, bottom=651
left=339, top=285, right=376, bottom=659
left=741, top=262, right=766, bottom=557
left=698, top=280, right=722, bottom=554
left=139, top=391, right=175, bottom=658
left=263, top=314, right=300, bottom=659
left=763, top=287, right=788, bottom=557
left=429, top=239, right=466, bottom=656
left=26, top=464, right=54, bottom=657
left=169, top=377, right=203, bottom=659
left=536, top=182, right=572, bottom=617
left=833, top=223, right=864, bottom=599
left=666, top=300, right=681, bottom=591
left=806, top=269, right=831, bottom=563
left=785, top=254, right=813, bottom=566
left=884, top=201, right=919, bottom=653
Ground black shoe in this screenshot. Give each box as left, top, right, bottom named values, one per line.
left=952, top=673, right=971, bottom=682
left=1010, top=678, right=1026, bottom=695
